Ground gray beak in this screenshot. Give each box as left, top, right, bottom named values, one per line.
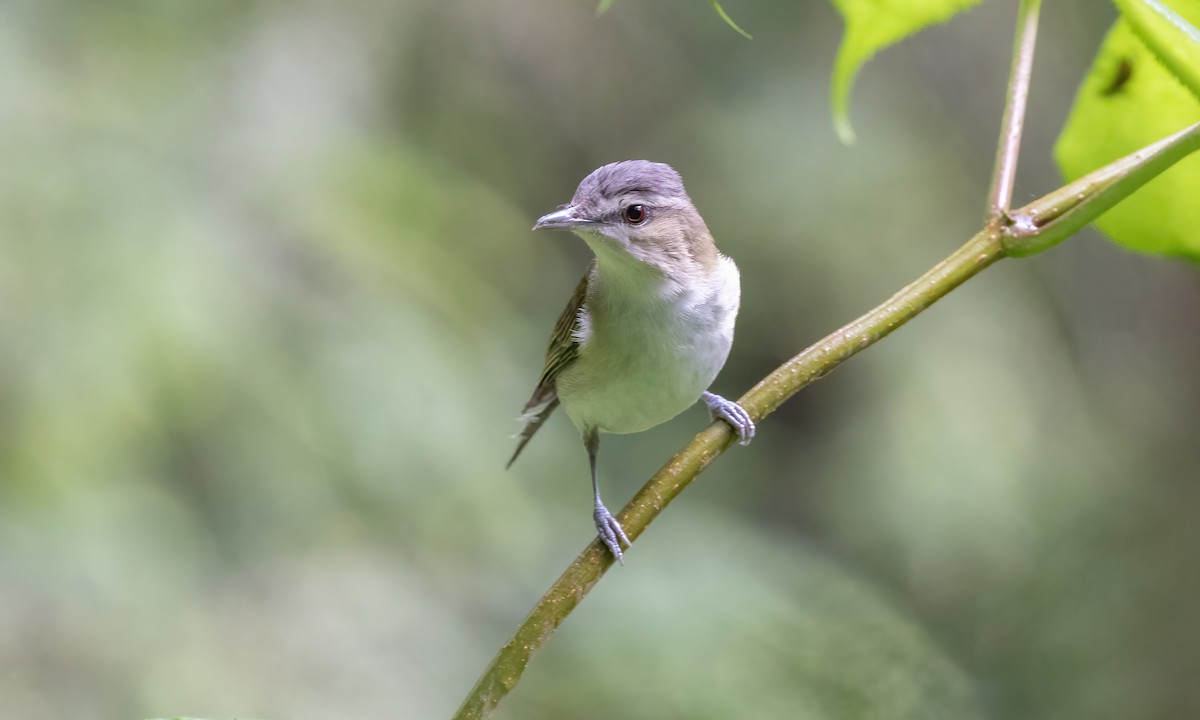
left=533, top=206, right=594, bottom=231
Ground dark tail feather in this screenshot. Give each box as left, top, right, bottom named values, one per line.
left=506, top=398, right=560, bottom=469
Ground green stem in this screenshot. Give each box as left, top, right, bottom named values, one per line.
left=986, top=0, right=1041, bottom=219
left=1005, top=120, right=1200, bottom=256
left=740, top=231, right=1003, bottom=416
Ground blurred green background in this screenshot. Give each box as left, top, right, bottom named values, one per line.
left=3, top=1, right=1199, bottom=718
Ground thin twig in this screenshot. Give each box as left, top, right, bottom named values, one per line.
left=986, top=0, right=1041, bottom=220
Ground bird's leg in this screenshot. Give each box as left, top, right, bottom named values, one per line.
left=701, top=391, right=755, bottom=446
left=585, top=428, right=630, bottom=563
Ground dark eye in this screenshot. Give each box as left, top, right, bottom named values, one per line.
left=623, top=204, right=646, bottom=225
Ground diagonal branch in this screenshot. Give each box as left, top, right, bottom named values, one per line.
left=986, top=0, right=1042, bottom=220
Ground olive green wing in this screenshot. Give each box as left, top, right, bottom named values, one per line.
left=506, top=264, right=591, bottom=469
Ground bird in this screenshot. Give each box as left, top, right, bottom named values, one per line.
left=507, top=160, right=754, bottom=562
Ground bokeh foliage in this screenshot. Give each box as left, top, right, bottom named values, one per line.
left=1, top=1, right=1199, bottom=719
left=829, top=0, right=984, bottom=143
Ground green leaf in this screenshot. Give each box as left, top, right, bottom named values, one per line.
left=1113, top=0, right=1200, bottom=100
left=596, top=0, right=614, bottom=16
left=710, top=0, right=752, bottom=40
left=1055, top=19, right=1200, bottom=259
left=829, top=0, right=983, bottom=144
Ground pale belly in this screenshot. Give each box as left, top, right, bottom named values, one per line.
left=556, top=299, right=734, bottom=435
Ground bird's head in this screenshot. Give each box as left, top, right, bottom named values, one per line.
left=534, top=160, right=718, bottom=278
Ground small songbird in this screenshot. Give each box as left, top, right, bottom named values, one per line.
left=507, top=160, right=755, bottom=562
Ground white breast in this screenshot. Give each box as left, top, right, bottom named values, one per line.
left=556, top=255, right=741, bottom=435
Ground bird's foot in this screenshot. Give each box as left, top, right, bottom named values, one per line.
left=594, top=502, right=631, bottom=564
left=702, top=391, right=755, bottom=446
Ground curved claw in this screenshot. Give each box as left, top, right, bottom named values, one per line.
left=594, top=503, right=630, bottom=564
left=702, top=391, right=755, bottom=446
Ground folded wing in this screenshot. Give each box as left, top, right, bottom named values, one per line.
left=506, top=264, right=592, bottom=468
